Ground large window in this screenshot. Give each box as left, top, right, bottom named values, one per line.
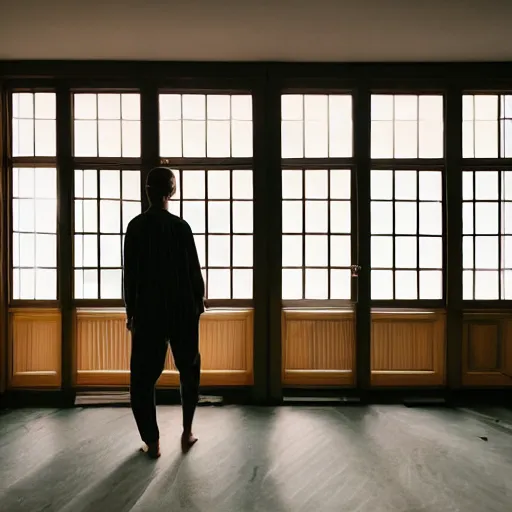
left=281, top=94, right=353, bottom=300
left=159, top=94, right=253, bottom=300
left=370, top=94, right=444, bottom=301
left=11, top=93, right=58, bottom=300
left=462, top=94, right=512, bottom=300
left=72, top=93, right=142, bottom=300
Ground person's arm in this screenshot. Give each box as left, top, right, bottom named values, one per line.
left=123, top=221, right=138, bottom=328
left=183, top=222, right=205, bottom=314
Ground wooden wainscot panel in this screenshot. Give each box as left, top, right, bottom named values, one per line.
left=462, top=313, right=512, bottom=387
left=282, top=309, right=355, bottom=387
left=159, top=309, right=254, bottom=387
left=371, top=310, right=446, bottom=387
left=9, top=308, right=61, bottom=388
left=75, top=309, right=254, bottom=388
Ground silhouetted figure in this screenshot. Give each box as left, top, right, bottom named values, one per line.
left=123, top=167, right=205, bottom=458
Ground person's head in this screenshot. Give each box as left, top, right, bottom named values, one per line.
left=146, top=167, right=177, bottom=208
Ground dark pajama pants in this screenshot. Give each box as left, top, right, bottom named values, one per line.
left=130, top=318, right=201, bottom=444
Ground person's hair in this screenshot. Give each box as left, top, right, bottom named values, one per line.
left=146, top=167, right=177, bottom=205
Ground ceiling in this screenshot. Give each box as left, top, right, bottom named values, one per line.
left=1, top=0, right=512, bottom=62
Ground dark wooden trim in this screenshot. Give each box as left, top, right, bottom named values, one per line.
left=56, top=84, right=74, bottom=398
left=446, top=85, right=464, bottom=389
left=251, top=79, right=270, bottom=403
left=353, top=85, right=372, bottom=395
left=0, top=83, right=7, bottom=394
left=266, top=74, right=283, bottom=404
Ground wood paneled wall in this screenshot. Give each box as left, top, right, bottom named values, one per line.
left=282, top=309, right=355, bottom=386
left=8, top=308, right=61, bottom=388
left=371, top=310, right=446, bottom=387
left=75, top=309, right=254, bottom=387
left=462, top=313, right=512, bottom=387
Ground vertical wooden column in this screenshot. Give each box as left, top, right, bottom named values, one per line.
left=353, top=85, right=372, bottom=394
left=266, top=70, right=283, bottom=403
left=56, top=84, right=74, bottom=403
left=0, top=84, right=7, bottom=396
left=445, top=85, right=463, bottom=390
left=251, top=78, right=270, bottom=403
left=140, top=84, right=159, bottom=212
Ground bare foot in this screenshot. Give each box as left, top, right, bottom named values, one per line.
left=140, top=441, right=161, bottom=459
left=181, top=432, right=198, bottom=454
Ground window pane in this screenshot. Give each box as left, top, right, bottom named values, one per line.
left=183, top=171, right=205, bottom=199
left=419, top=271, right=442, bottom=299
left=282, top=269, right=302, bottom=299
left=330, top=201, right=351, bottom=233
left=371, top=202, right=393, bottom=234
left=330, top=170, right=351, bottom=199
left=282, top=235, right=302, bottom=267
left=371, top=171, right=393, bottom=200
left=395, top=171, right=416, bottom=200
left=282, top=171, right=303, bottom=199
left=233, top=269, right=252, bottom=299
left=330, top=270, right=351, bottom=299
left=233, top=236, right=253, bottom=267
left=305, top=235, right=328, bottom=266
left=331, top=235, right=351, bottom=267
left=100, top=235, right=121, bottom=267
left=395, top=237, right=416, bottom=269
left=233, top=171, right=253, bottom=199
left=100, top=269, right=122, bottom=299
left=395, top=270, right=418, bottom=299
left=371, top=236, right=393, bottom=268
left=232, top=202, right=253, bottom=233
left=282, top=202, right=302, bottom=233
left=100, top=201, right=121, bottom=233
left=208, top=171, right=230, bottom=199
left=208, top=202, right=230, bottom=233
left=208, top=269, right=230, bottom=299
left=305, top=201, right=328, bottom=232
left=305, top=269, right=328, bottom=299
left=395, top=203, right=417, bottom=235
left=371, top=270, right=393, bottom=299
left=208, top=235, right=230, bottom=266
left=475, top=271, right=499, bottom=299
left=419, top=237, right=442, bottom=269
left=305, top=170, right=328, bottom=199
left=475, top=236, right=498, bottom=269
left=183, top=202, right=206, bottom=233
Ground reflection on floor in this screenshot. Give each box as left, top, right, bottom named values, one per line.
left=1, top=405, right=512, bottom=511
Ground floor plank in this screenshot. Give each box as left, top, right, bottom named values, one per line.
left=0, top=405, right=511, bottom=511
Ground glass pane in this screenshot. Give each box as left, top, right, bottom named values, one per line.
left=305, top=170, right=328, bottom=199
left=502, top=203, right=512, bottom=235
left=81, top=200, right=98, bottom=233
left=232, top=96, right=252, bottom=120
left=371, top=270, right=393, bottom=299
left=207, top=120, right=230, bottom=157
left=35, top=168, right=57, bottom=199
left=475, top=271, right=499, bottom=299
left=122, top=171, right=141, bottom=201
left=395, top=203, right=417, bottom=235
left=160, top=121, right=182, bottom=157
left=183, top=95, right=205, bottom=120
left=13, top=119, right=34, bottom=156
left=419, top=120, right=443, bottom=158
left=475, top=236, right=498, bottom=269
left=207, top=95, right=230, bottom=120
left=475, top=203, right=498, bottom=234
left=35, top=200, right=57, bottom=233
left=282, top=170, right=302, bottom=199
left=194, top=235, right=206, bottom=268
left=419, top=271, right=442, bottom=299
left=371, top=171, right=393, bottom=200
left=122, top=94, right=140, bottom=120
left=74, top=94, right=97, bottom=119
left=282, top=201, right=302, bottom=233
left=419, top=237, right=442, bottom=269
left=100, top=270, right=122, bottom=299
left=305, top=235, right=328, bottom=266
left=419, top=203, right=442, bottom=235
left=100, top=235, right=121, bottom=267
left=371, top=236, right=393, bottom=268
left=232, top=120, right=253, bottom=157
left=18, top=198, right=35, bottom=232
left=305, top=201, right=328, bottom=233
left=395, top=171, right=416, bottom=200
left=78, top=235, right=98, bottom=267
left=208, top=202, right=230, bottom=233
left=395, top=270, right=418, bottom=299
left=17, top=167, right=35, bottom=197
left=330, top=170, right=351, bottom=200
left=232, top=171, right=253, bottom=199
left=475, top=172, right=498, bottom=200
left=463, top=120, right=474, bottom=158
left=475, top=121, right=498, bottom=158
left=35, top=269, right=56, bottom=300
left=463, top=172, right=473, bottom=201
left=371, top=202, right=393, bottom=234
left=329, top=95, right=352, bottom=157
left=282, top=121, right=303, bottom=158
left=282, top=235, right=303, bottom=266
left=100, top=200, right=121, bottom=233
left=233, top=269, right=253, bottom=299
left=282, top=95, right=303, bottom=121
left=419, top=96, right=443, bottom=121
left=305, top=120, right=328, bottom=157
left=463, top=270, right=474, bottom=300
left=74, top=121, right=97, bottom=157
left=330, top=269, right=351, bottom=299
left=35, top=93, right=56, bottom=119
left=160, top=95, right=181, bottom=120
left=19, top=233, right=35, bottom=267
left=503, top=236, right=512, bottom=269
left=98, top=120, right=121, bottom=157
left=282, top=269, right=302, bottom=299
left=208, top=235, right=230, bottom=266
left=462, top=236, right=474, bottom=269
left=183, top=121, right=206, bottom=157
left=395, top=121, right=418, bottom=158
left=35, top=120, right=56, bottom=157
left=83, top=269, right=98, bottom=299
left=475, top=95, right=498, bottom=120
left=502, top=119, right=512, bottom=158
left=232, top=202, right=253, bottom=234
left=463, top=202, right=474, bottom=235
left=395, top=96, right=418, bottom=121
left=208, top=269, right=230, bottom=299
left=305, top=269, right=328, bottom=299
left=121, top=121, right=141, bottom=157
left=371, top=121, right=393, bottom=158
left=183, top=202, right=205, bottom=233
left=501, top=270, right=512, bottom=299
left=420, top=171, right=442, bottom=201
left=208, top=171, right=230, bottom=199
left=100, top=170, right=121, bottom=199
left=330, top=201, right=351, bottom=233
left=330, top=235, right=351, bottom=267
left=502, top=172, right=512, bottom=200
left=233, top=236, right=253, bottom=267
left=182, top=171, right=205, bottom=199
left=372, top=95, right=393, bottom=121
left=35, top=234, right=56, bottom=268
left=395, top=236, right=416, bottom=268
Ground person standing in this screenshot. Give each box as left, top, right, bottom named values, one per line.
left=123, top=167, right=205, bottom=458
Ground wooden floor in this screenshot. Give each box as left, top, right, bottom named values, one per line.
left=1, top=405, right=512, bottom=511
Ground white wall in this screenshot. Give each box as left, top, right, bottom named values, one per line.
left=1, top=0, right=512, bottom=61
